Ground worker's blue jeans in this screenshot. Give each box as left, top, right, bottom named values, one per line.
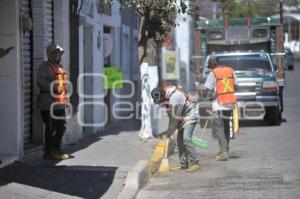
left=177, top=121, right=199, bottom=166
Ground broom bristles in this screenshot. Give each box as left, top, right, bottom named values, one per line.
left=159, top=158, right=169, bottom=172
left=159, top=138, right=170, bottom=172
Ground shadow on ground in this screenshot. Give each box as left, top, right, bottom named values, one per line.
left=0, top=163, right=117, bottom=199
left=100, top=119, right=141, bottom=136
left=239, top=117, right=287, bottom=127
left=0, top=119, right=142, bottom=198
left=63, top=119, right=141, bottom=154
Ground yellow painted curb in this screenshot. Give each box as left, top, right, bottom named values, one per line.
left=148, top=139, right=173, bottom=175
left=118, top=139, right=175, bottom=199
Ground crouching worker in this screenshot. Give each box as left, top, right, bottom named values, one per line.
left=151, top=85, right=200, bottom=172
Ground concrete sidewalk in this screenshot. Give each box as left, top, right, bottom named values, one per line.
left=0, top=120, right=159, bottom=199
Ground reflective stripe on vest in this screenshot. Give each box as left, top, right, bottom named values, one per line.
left=212, top=66, right=237, bottom=105
left=48, top=61, right=68, bottom=104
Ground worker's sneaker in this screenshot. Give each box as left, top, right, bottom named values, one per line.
left=170, top=165, right=188, bottom=171
left=215, top=152, right=228, bottom=161
left=185, top=164, right=201, bottom=172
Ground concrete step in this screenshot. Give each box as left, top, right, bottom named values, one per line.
left=23, top=144, right=44, bottom=164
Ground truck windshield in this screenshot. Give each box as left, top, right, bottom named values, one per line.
left=212, top=54, right=272, bottom=72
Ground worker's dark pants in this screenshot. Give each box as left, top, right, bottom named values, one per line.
left=212, top=110, right=232, bottom=153
left=41, top=109, right=66, bottom=152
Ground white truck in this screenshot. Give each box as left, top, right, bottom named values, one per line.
left=194, top=10, right=285, bottom=125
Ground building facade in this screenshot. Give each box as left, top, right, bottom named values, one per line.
left=0, top=0, right=140, bottom=168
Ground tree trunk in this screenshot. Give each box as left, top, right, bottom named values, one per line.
left=138, top=14, right=160, bottom=139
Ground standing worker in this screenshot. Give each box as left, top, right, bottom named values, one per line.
left=151, top=85, right=200, bottom=172
left=204, top=56, right=237, bottom=161
left=37, top=43, right=70, bottom=160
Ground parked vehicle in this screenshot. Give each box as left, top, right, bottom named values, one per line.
left=202, top=52, right=281, bottom=125
left=194, top=3, right=285, bottom=125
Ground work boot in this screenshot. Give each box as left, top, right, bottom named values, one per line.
left=55, top=148, right=70, bottom=160
left=185, top=163, right=201, bottom=172
left=44, top=149, right=63, bottom=160
left=170, top=164, right=188, bottom=172
left=215, top=151, right=228, bottom=161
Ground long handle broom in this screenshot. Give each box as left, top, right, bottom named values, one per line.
left=191, top=120, right=209, bottom=149
left=159, top=138, right=170, bottom=172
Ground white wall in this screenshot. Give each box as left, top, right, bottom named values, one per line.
left=53, top=0, right=83, bottom=143
left=78, top=0, right=119, bottom=131
left=78, top=0, right=140, bottom=125
left=175, top=0, right=194, bottom=92
left=93, top=23, right=105, bottom=132
left=0, top=0, right=23, bottom=159
left=101, top=1, right=122, bottom=122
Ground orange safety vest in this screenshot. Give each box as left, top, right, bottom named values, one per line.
left=48, top=61, right=68, bottom=105
left=212, top=66, right=237, bottom=105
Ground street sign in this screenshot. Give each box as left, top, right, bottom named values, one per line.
left=161, top=48, right=180, bottom=80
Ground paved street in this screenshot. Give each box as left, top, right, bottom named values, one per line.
left=136, top=61, right=300, bottom=199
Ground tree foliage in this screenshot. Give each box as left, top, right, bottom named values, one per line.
left=105, top=0, right=194, bottom=64
left=285, top=0, right=300, bottom=7
left=209, top=0, right=254, bottom=18
left=210, top=0, right=281, bottom=18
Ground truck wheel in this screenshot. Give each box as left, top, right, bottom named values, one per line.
left=265, top=107, right=281, bottom=126
left=288, top=65, right=294, bottom=70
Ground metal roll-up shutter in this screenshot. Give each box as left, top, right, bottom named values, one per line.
left=45, top=0, right=54, bottom=45
left=20, top=0, right=32, bottom=144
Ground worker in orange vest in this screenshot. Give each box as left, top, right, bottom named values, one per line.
left=204, top=56, right=237, bottom=161
left=37, top=43, right=70, bottom=160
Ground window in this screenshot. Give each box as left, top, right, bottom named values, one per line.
left=217, top=54, right=272, bottom=71
left=208, top=31, right=224, bottom=40
left=252, top=29, right=268, bottom=38
left=206, top=54, right=273, bottom=73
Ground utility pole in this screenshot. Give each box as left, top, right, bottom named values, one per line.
left=280, top=0, right=283, bottom=24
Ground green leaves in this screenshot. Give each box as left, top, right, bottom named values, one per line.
left=103, top=0, right=194, bottom=43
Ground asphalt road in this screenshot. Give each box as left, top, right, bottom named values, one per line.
left=136, top=61, right=300, bottom=199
